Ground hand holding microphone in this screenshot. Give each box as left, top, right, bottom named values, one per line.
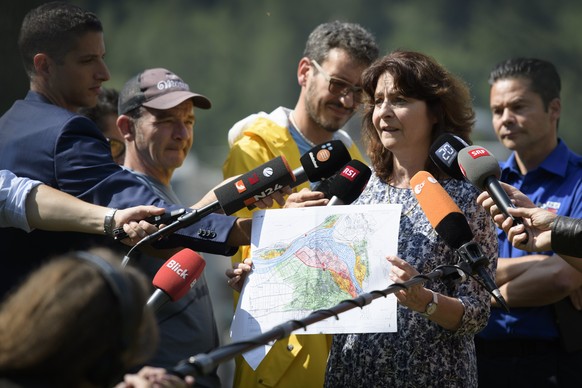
left=457, top=146, right=528, bottom=244
left=410, top=170, right=509, bottom=312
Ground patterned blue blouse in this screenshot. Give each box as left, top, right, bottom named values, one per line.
left=324, top=172, right=498, bottom=387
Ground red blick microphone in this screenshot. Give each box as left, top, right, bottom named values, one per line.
left=147, top=249, right=206, bottom=312
left=410, top=171, right=509, bottom=312
left=326, top=160, right=372, bottom=206
left=457, top=145, right=526, bottom=233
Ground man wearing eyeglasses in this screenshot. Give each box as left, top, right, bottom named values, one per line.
left=222, top=21, right=379, bottom=388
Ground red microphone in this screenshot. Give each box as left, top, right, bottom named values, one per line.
left=146, top=248, right=206, bottom=312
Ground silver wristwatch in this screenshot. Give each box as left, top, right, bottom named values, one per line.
left=421, top=290, right=438, bottom=317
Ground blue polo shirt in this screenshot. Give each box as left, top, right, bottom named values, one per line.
left=478, top=139, right=582, bottom=340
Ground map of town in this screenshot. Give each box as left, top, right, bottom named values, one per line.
left=250, top=213, right=373, bottom=316
left=230, top=204, right=402, bottom=369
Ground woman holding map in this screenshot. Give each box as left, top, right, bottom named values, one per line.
left=322, top=50, right=498, bottom=387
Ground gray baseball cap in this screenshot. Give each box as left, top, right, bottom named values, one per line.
left=118, top=68, right=211, bottom=114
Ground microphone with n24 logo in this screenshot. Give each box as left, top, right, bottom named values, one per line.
left=214, top=155, right=296, bottom=215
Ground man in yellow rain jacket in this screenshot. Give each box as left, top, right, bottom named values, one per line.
left=222, top=21, right=379, bottom=388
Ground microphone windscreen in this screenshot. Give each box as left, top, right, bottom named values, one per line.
left=299, top=140, right=351, bottom=182
left=214, top=155, right=295, bottom=215
left=457, top=146, right=501, bottom=191
left=152, top=249, right=206, bottom=301
left=410, top=171, right=473, bottom=249
left=327, top=160, right=371, bottom=204
left=429, top=133, right=469, bottom=180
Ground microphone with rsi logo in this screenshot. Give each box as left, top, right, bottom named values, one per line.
left=410, top=170, right=509, bottom=312
left=326, top=160, right=372, bottom=206
left=147, top=248, right=206, bottom=312
left=429, top=132, right=469, bottom=180
left=457, top=145, right=526, bottom=229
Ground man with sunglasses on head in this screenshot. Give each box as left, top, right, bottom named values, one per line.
left=222, top=21, right=379, bottom=388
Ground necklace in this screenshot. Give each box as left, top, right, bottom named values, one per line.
left=387, top=184, right=418, bottom=218
left=289, top=111, right=316, bottom=147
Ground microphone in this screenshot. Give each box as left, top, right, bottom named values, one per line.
left=429, top=132, right=469, bottom=180
left=456, top=145, right=525, bottom=227
left=410, top=170, right=509, bottom=312
left=293, top=140, right=351, bottom=187
left=213, top=155, right=296, bottom=215
left=326, top=160, right=372, bottom=206
left=147, top=248, right=206, bottom=312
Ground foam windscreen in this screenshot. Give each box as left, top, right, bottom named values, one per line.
left=457, top=146, right=501, bottom=191
left=214, top=155, right=295, bottom=215
left=410, top=171, right=473, bottom=249
left=299, top=140, right=351, bottom=182
left=152, top=248, right=206, bottom=301
left=327, top=159, right=372, bottom=204
left=429, top=133, right=469, bottom=180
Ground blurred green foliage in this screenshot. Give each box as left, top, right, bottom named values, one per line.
left=3, top=0, right=582, bottom=166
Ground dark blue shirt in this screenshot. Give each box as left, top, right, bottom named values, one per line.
left=478, top=139, right=582, bottom=340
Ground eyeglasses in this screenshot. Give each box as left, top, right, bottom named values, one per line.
left=310, top=59, right=364, bottom=103
left=107, top=138, right=125, bottom=160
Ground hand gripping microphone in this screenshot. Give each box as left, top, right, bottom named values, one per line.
left=457, top=145, right=525, bottom=228
left=410, top=171, right=509, bottom=312
left=147, top=248, right=206, bottom=312
left=326, top=160, right=372, bottom=206
left=429, top=132, right=469, bottom=180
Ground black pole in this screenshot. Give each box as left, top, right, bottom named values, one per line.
left=170, top=264, right=468, bottom=378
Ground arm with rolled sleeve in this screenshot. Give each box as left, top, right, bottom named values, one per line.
left=0, top=170, right=42, bottom=232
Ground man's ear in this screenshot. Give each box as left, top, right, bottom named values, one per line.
left=33, top=53, right=51, bottom=77
left=548, top=97, right=561, bottom=122
left=117, top=115, right=134, bottom=141
left=297, top=57, right=312, bottom=87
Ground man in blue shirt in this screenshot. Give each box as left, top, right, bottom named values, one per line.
left=475, top=57, right=582, bottom=387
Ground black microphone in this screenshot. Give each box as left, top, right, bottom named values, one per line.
left=326, top=160, right=371, bottom=206
left=293, top=140, right=351, bottom=187
left=429, top=132, right=469, bottom=180
left=457, top=145, right=525, bottom=227
left=147, top=249, right=206, bottom=312
left=410, top=170, right=509, bottom=312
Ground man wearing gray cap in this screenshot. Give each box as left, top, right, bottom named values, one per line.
left=116, top=68, right=222, bottom=386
